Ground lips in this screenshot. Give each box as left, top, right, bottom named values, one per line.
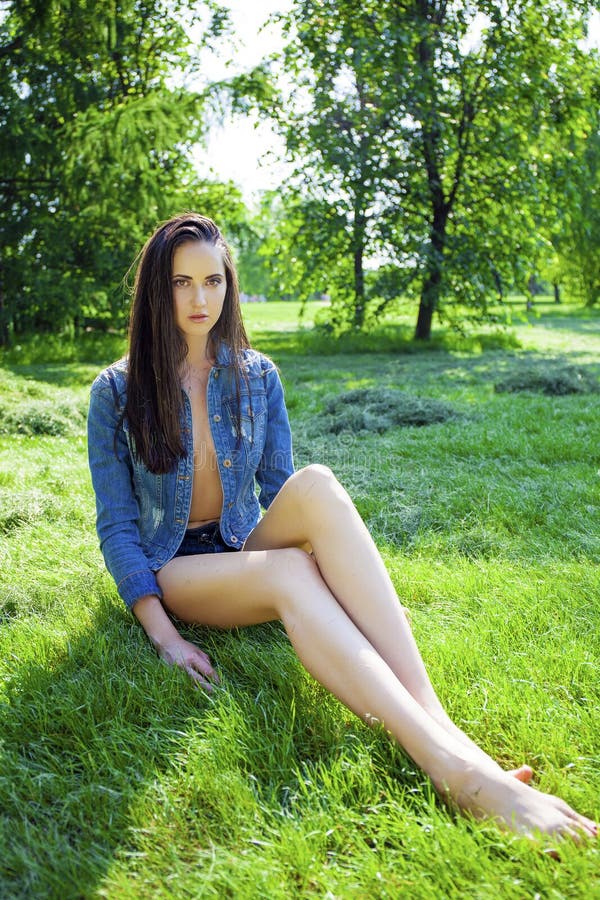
left=188, top=315, right=208, bottom=322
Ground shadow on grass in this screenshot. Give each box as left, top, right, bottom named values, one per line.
left=0, top=596, right=415, bottom=896
left=253, top=324, right=522, bottom=360
left=1, top=598, right=171, bottom=895
left=517, top=303, right=600, bottom=333
left=0, top=332, right=127, bottom=368
left=531, top=315, right=600, bottom=334
left=1, top=362, right=102, bottom=390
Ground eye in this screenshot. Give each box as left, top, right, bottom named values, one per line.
left=173, top=278, right=189, bottom=288
left=207, top=276, right=224, bottom=286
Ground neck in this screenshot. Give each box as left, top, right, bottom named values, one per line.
left=184, top=335, right=213, bottom=369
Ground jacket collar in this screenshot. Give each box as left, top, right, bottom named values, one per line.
left=215, top=343, right=235, bottom=367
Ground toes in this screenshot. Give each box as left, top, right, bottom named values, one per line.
left=558, top=818, right=596, bottom=842
left=553, top=801, right=598, bottom=836
left=510, top=765, right=534, bottom=784
left=564, top=825, right=586, bottom=844
left=574, top=817, right=598, bottom=839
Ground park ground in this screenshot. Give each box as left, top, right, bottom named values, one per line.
left=0, top=299, right=599, bottom=898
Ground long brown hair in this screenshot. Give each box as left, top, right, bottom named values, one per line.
left=125, top=213, right=250, bottom=473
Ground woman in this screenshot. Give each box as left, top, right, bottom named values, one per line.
left=87, top=213, right=597, bottom=845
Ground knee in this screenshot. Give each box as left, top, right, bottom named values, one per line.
left=271, top=546, right=320, bottom=611
left=278, top=545, right=319, bottom=581
left=288, top=463, right=347, bottom=505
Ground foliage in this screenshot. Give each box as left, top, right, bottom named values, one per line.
left=550, top=120, right=600, bottom=307
left=0, top=0, right=246, bottom=344
left=236, top=190, right=354, bottom=311
left=273, top=0, right=599, bottom=339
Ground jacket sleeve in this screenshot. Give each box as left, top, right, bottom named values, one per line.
left=87, top=373, right=163, bottom=609
left=255, top=360, right=295, bottom=509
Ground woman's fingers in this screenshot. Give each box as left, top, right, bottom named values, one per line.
left=185, top=665, right=216, bottom=691
left=186, top=648, right=220, bottom=685
left=160, top=638, right=220, bottom=689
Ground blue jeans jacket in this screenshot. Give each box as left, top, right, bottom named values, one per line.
left=87, top=345, right=294, bottom=609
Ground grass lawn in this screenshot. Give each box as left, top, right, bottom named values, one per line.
left=0, top=300, right=599, bottom=898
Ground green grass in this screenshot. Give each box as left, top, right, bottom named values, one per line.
left=1, top=301, right=599, bottom=898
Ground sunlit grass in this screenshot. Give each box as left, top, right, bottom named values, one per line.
left=1, top=301, right=599, bottom=897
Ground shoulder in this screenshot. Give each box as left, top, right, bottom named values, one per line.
left=240, top=348, right=279, bottom=377
left=90, top=358, right=128, bottom=407
left=91, top=357, right=128, bottom=391
left=216, top=343, right=281, bottom=379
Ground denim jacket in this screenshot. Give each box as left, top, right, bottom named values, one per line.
left=87, top=345, right=294, bottom=609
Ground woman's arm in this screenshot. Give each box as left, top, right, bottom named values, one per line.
left=88, top=373, right=218, bottom=684
left=133, top=594, right=219, bottom=689
left=255, top=361, right=295, bottom=508
left=87, top=373, right=164, bottom=607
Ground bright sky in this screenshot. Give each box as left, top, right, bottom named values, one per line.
left=194, top=2, right=600, bottom=204
left=193, top=0, right=293, bottom=204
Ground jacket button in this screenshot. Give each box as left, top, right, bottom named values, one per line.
left=213, top=371, right=219, bottom=379
left=230, top=535, right=238, bottom=543
left=213, top=414, right=221, bottom=422
left=223, top=458, right=232, bottom=468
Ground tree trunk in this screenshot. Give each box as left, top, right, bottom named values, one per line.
left=350, top=191, right=367, bottom=328
left=553, top=282, right=560, bottom=304
left=0, top=266, right=9, bottom=347
left=353, top=244, right=365, bottom=328
left=415, top=264, right=441, bottom=340
left=493, top=267, right=503, bottom=302
left=414, top=211, right=446, bottom=340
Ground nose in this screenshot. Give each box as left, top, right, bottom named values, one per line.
left=192, top=285, right=207, bottom=308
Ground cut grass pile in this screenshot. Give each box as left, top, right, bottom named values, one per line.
left=320, top=388, right=457, bottom=434
left=0, top=301, right=599, bottom=898
left=0, top=368, right=87, bottom=436
left=494, top=359, right=599, bottom=396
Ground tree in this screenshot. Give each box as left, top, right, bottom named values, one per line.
left=0, top=0, right=241, bottom=343
left=556, top=128, right=600, bottom=306
left=250, top=190, right=355, bottom=307
left=277, top=0, right=598, bottom=339
left=544, top=75, right=600, bottom=307
left=274, top=0, right=398, bottom=329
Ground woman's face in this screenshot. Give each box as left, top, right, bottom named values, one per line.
left=171, top=241, right=227, bottom=342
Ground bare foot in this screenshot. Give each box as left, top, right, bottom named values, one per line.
left=453, top=766, right=598, bottom=843
left=509, top=764, right=534, bottom=784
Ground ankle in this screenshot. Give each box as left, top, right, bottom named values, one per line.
left=432, top=757, right=505, bottom=810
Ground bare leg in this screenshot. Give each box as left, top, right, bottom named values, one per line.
left=244, top=466, right=523, bottom=777
left=157, top=547, right=597, bottom=841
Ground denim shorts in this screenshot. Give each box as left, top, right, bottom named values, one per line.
left=174, top=521, right=240, bottom=558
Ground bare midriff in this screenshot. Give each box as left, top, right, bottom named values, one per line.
left=186, top=377, right=224, bottom=529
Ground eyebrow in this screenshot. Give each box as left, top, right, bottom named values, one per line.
left=171, top=272, right=224, bottom=279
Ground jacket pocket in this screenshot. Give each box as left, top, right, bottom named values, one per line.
left=224, top=393, right=267, bottom=460
left=133, top=467, right=164, bottom=541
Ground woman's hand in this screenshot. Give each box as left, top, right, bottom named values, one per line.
left=133, top=594, right=219, bottom=690
left=158, top=636, right=219, bottom=690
